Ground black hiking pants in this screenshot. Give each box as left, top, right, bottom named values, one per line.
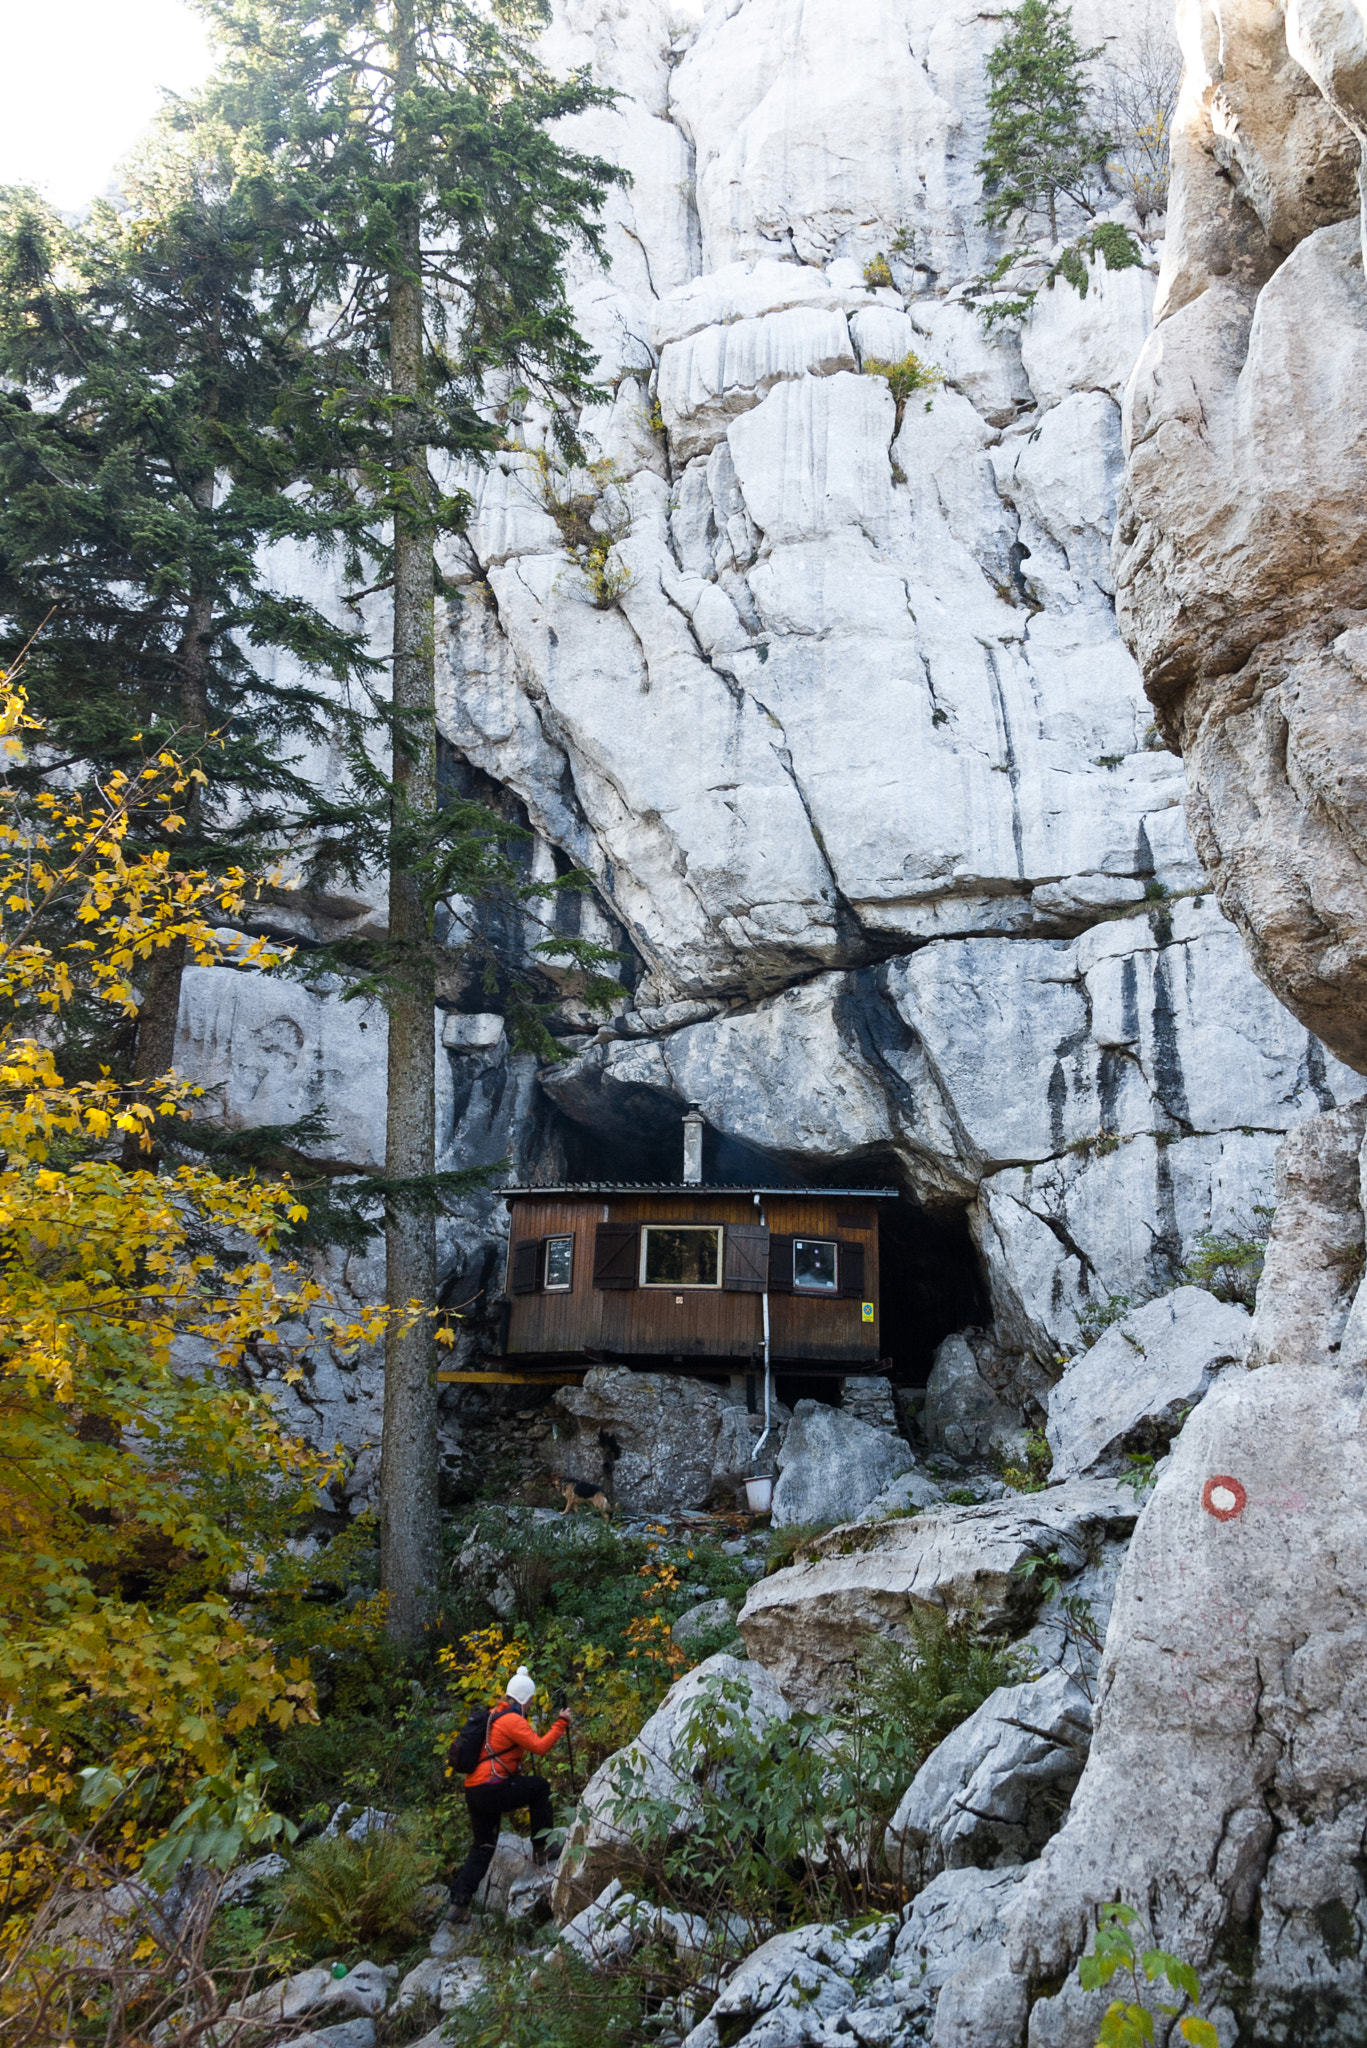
left=450, top=1773, right=554, bottom=1907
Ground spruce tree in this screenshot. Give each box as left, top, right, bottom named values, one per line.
left=0, top=157, right=375, bottom=1088
left=189, top=0, right=625, bottom=1638
left=977, top=0, right=1110, bottom=242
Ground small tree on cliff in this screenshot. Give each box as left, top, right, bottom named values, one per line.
left=190, top=0, right=625, bottom=1639
left=977, top=0, right=1111, bottom=241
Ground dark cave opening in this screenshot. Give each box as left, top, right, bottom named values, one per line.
left=542, top=1098, right=988, bottom=1392
left=876, top=1189, right=988, bottom=1389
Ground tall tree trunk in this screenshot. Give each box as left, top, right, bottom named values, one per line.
left=380, top=0, right=439, bottom=1641
left=123, top=488, right=214, bottom=1165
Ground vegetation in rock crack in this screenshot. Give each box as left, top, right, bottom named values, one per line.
left=1000, top=1424, right=1053, bottom=1493
left=1122, top=1451, right=1158, bottom=1501
left=977, top=0, right=1111, bottom=242
left=1077, top=1290, right=1139, bottom=1347
left=862, top=252, right=894, bottom=289
left=862, top=349, right=941, bottom=432
left=535, top=450, right=635, bottom=609
left=1079, top=1903, right=1219, bottom=2047
left=1179, top=1218, right=1271, bottom=1309
left=1015, top=1551, right=1104, bottom=1695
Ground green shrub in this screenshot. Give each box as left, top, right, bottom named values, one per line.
left=859, top=1607, right=1027, bottom=1772
left=863, top=252, right=894, bottom=288
left=269, top=1642, right=447, bottom=1815
left=268, top=1821, right=438, bottom=1959
left=862, top=349, right=941, bottom=430
left=1179, top=1224, right=1269, bottom=1309
left=1000, top=1426, right=1052, bottom=1494
left=1078, top=1903, right=1218, bottom=2047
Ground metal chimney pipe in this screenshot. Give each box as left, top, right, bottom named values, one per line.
left=682, top=1103, right=704, bottom=1184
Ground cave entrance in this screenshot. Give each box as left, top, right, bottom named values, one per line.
left=877, top=1193, right=987, bottom=1390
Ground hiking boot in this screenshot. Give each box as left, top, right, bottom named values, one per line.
left=447, top=1899, right=472, bottom=1924
left=532, top=1842, right=561, bottom=1869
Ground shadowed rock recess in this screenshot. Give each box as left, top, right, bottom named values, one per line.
left=165, top=0, right=1367, bottom=2037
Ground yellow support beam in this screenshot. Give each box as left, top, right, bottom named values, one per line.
left=436, top=1368, right=586, bottom=1386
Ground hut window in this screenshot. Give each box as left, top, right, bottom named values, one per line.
left=641, top=1225, right=722, bottom=1288
left=793, top=1238, right=838, bottom=1291
left=543, top=1235, right=574, bottom=1291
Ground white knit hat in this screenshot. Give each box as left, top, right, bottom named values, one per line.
left=506, top=1665, right=536, bottom=1705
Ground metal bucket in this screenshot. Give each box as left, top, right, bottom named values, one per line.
left=745, top=1476, right=774, bottom=1514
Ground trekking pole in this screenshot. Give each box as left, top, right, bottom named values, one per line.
left=555, top=1689, right=579, bottom=1797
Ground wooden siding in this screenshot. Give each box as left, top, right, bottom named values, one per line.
left=503, top=1192, right=881, bottom=1364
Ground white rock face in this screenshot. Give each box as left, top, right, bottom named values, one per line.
left=885, top=1669, right=1093, bottom=1887
left=1113, top=0, right=1367, bottom=1072
left=162, top=0, right=1367, bottom=1461
left=1045, top=1286, right=1252, bottom=1482
left=546, top=898, right=1361, bottom=1351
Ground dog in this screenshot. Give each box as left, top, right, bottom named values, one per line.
left=555, top=1473, right=611, bottom=1518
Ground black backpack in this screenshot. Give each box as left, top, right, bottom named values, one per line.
left=449, top=1702, right=510, bottom=1776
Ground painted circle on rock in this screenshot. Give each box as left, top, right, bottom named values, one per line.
left=1202, top=1475, right=1247, bottom=1521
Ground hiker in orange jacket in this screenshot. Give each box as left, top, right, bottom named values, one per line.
left=448, top=1665, right=571, bottom=1919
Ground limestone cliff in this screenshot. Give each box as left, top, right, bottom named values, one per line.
left=1117, top=0, right=1367, bottom=1071
left=169, top=0, right=1367, bottom=1478
left=161, top=0, right=1367, bottom=2037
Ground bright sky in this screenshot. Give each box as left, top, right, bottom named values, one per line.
left=0, top=0, right=216, bottom=214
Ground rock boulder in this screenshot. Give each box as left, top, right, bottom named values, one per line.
left=921, top=1333, right=1031, bottom=1465
left=1005, top=1107, right=1367, bottom=2045
left=892, top=1866, right=1032, bottom=2048
left=679, top=1920, right=896, bottom=2048
left=552, top=1368, right=790, bottom=1513
left=771, top=1400, right=914, bottom=1528
left=737, top=1481, right=1137, bottom=1708
left=1045, top=1286, right=1251, bottom=1482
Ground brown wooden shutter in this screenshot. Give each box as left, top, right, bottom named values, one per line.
left=767, top=1234, right=794, bottom=1294
left=723, top=1225, right=770, bottom=1292
left=839, top=1241, right=866, bottom=1300
left=511, top=1240, right=541, bottom=1295
left=593, top=1223, right=639, bottom=1290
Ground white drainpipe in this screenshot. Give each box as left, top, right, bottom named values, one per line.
left=752, top=1192, right=773, bottom=1467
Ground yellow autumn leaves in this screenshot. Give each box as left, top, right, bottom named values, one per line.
left=0, top=674, right=380, bottom=1918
